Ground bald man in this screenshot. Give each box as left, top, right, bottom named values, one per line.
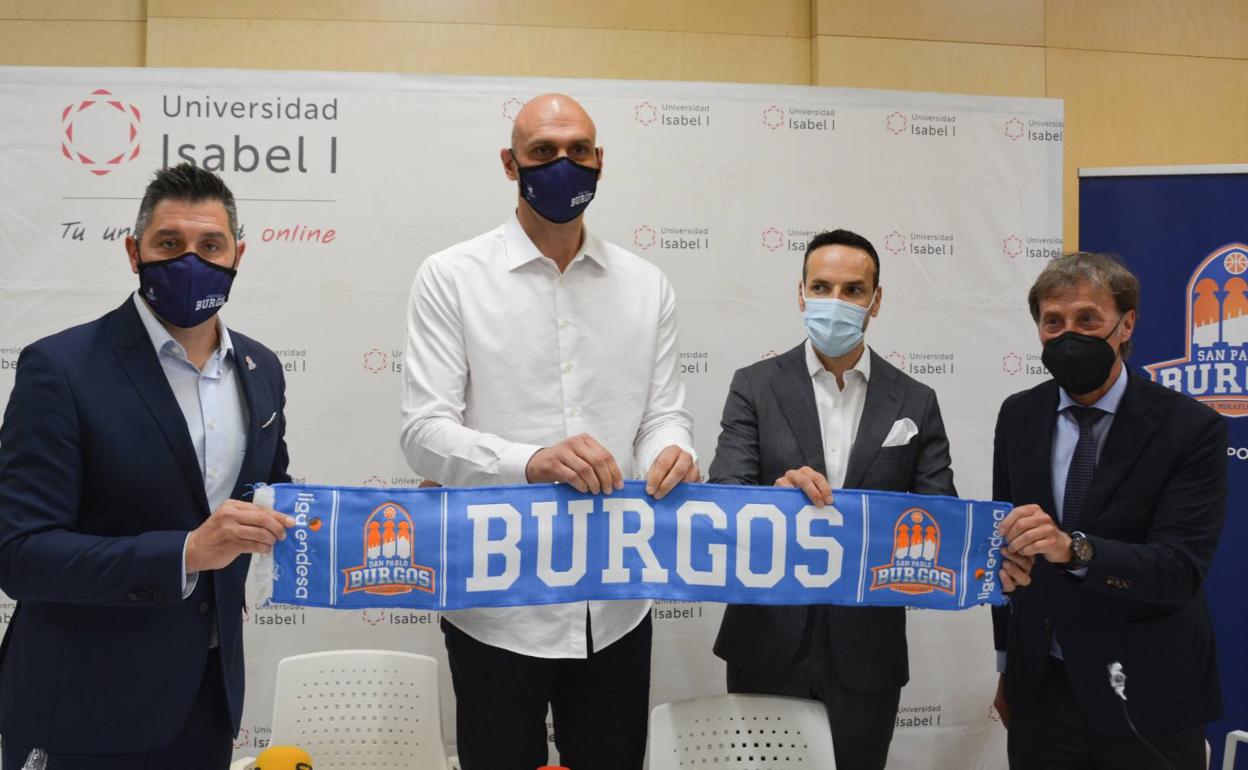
left=400, top=94, right=698, bottom=770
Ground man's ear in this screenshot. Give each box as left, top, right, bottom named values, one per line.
left=125, top=235, right=140, bottom=275
left=500, top=148, right=518, bottom=181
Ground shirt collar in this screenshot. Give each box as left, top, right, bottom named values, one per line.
left=1057, top=360, right=1128, bottom=415
left=805, top=339, right=872, bottom=382
left=502, top=211, right=608, bottom=272
left=132, top=291, right=234, bottom=364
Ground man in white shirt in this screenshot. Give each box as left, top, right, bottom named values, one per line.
left=708, top=229, right=1031, bottom=770
left=400, top=93, right=697, bottom=770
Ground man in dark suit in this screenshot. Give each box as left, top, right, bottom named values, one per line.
left=0, top=164, right=294, bottom=768
left=710, top=229, right=1032, bottom=770
left=994, top=252, right=1226, bottom=769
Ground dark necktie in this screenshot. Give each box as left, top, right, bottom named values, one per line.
left=1061, top=406, right=1106, bottom=532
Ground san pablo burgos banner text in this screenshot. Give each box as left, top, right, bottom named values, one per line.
left=261, top=481, right=1008, bottom=611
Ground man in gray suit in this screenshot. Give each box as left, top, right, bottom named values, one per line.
left=710, top=228, right=1028, bottom=770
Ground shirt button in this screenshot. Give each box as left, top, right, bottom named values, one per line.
left=197, top=601, right=211, bottom=614
left=208, top=469, right=218, bottom=480
left=558, top=320, right=569, bottom=329
left=562, top=362, right=573, bottom=373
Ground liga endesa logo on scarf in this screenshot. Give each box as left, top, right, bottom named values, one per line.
left=263, top=482, right=1007, bottom=612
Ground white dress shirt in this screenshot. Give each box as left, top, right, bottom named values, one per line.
left=133, top=293, right=248, bottom=604
left=805, top=339, right=871, bottom=488
left=400, top=214, right=695, bottom=658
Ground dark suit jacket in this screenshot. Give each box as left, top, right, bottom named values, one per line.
left=0, top=298, right=290, bottom=753
left=991, top=371, right=1225, bottom=736
left=709, top=343, right=956, bottom=692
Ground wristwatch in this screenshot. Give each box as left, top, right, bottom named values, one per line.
left=1064, top=531, right=1094, bottom=570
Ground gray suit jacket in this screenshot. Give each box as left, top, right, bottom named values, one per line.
left=709, top=343, right=955, bottom=692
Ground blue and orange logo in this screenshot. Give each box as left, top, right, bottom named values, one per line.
left=1144, top=242, right=1248, bottom=418
left=870, top=507, right=956, bottom=596
left=341, top=502, right=435, bottom=596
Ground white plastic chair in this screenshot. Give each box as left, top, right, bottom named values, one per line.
left=231, top=649, right=450, bottom=770
left=649, top=694, right=836, bottom=769
left=1224, top=730, right=1248, bottom=770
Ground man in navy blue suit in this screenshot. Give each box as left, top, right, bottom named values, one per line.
left=993, top=253, right=1226, bottom=769
left=0, top=163, right=294, bottom=768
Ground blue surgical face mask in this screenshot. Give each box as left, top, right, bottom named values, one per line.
left=803, top=290, right=876, bottom=358
left=137, top=251, right=237, bottom=328
left=511, top=150, right=600, bottom=224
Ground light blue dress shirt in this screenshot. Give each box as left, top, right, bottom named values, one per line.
left=133, top=293, right=248, bottom=600
left=1047, top=363, right=1127, bottom=660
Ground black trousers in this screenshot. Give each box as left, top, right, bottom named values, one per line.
left=1, top=654, right=233, bottom=770
left=725, top=610, right=899, bottom=770
left=1007, top=657, right=1206, bottom=770
left=443, top=614, right=652, bottom=770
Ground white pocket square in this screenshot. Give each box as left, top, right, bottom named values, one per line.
left=881, top=417, right=918, bottom=448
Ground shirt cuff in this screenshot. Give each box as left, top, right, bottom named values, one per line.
left=1067, top=566, right=1088, bottom=578
left=637, top=437, right=698, bottom=480
left=498, top=441, right=544, bottom=486
left=181, top=533, right=198, bottom=600
left=995, top=650, right=1007, bottom=674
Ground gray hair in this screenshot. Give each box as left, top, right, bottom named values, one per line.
left=134, top=163, right=240, bottom=243
left=1028, top=252, right=1139, bottom=358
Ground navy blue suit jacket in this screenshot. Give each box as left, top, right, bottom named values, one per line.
left=0, top=298, right=290, bottom=753
left=991, top=370, right=1225, bottom=736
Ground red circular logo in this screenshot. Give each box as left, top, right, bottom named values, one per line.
left=1002, top=352, right=1023, bottom=375
left=762, top=227, right=785, bottom=252
left=885, top=111, right=907, bottom=135
left=1003, top=235, right=1023, bottom=258
left=502, top=98, right=524, bottom=122
left=362, top=348, right=388, bottom=373
left=762, top=105, right=785, bottom=130
left=634, top=225, right=656, bottom=250
left=634, top=102, right=658, bottom=126
left=61, top=88, right=141, bottom=176
left=1004, top=117, right=1025, bottom=141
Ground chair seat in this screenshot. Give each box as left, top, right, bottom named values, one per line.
left=649, top=693, right=836, bottom=769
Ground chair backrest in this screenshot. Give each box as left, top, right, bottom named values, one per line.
left=269, top=649, right=447, bottom=770
left=1224, top=730, right=1248, bottom=770
left=649, top=694, right=836, bottom=769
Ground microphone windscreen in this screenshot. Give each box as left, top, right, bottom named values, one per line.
left=254, top=745, right=313, bottom=770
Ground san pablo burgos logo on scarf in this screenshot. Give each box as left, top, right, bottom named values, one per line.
left=870, top=507, right=955, bottom=595
left=1145, top=242, right=1248, bottom=418
left=341, top=502, right=436, bottom=595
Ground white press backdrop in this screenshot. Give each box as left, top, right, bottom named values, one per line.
left=0, top=67, right=1063, bottom=768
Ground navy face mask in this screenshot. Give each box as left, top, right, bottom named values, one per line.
left=511, top=150, right=600, bottom=224
left=137, top=251, right=237, bottom=328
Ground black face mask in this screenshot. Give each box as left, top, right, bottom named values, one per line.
left=1041, top=316, right=1123, bottom=396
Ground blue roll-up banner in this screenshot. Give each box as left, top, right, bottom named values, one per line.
left=1080, top=165, right=1248, bottom=766
left=263, top=481, right=1008, bottom=612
